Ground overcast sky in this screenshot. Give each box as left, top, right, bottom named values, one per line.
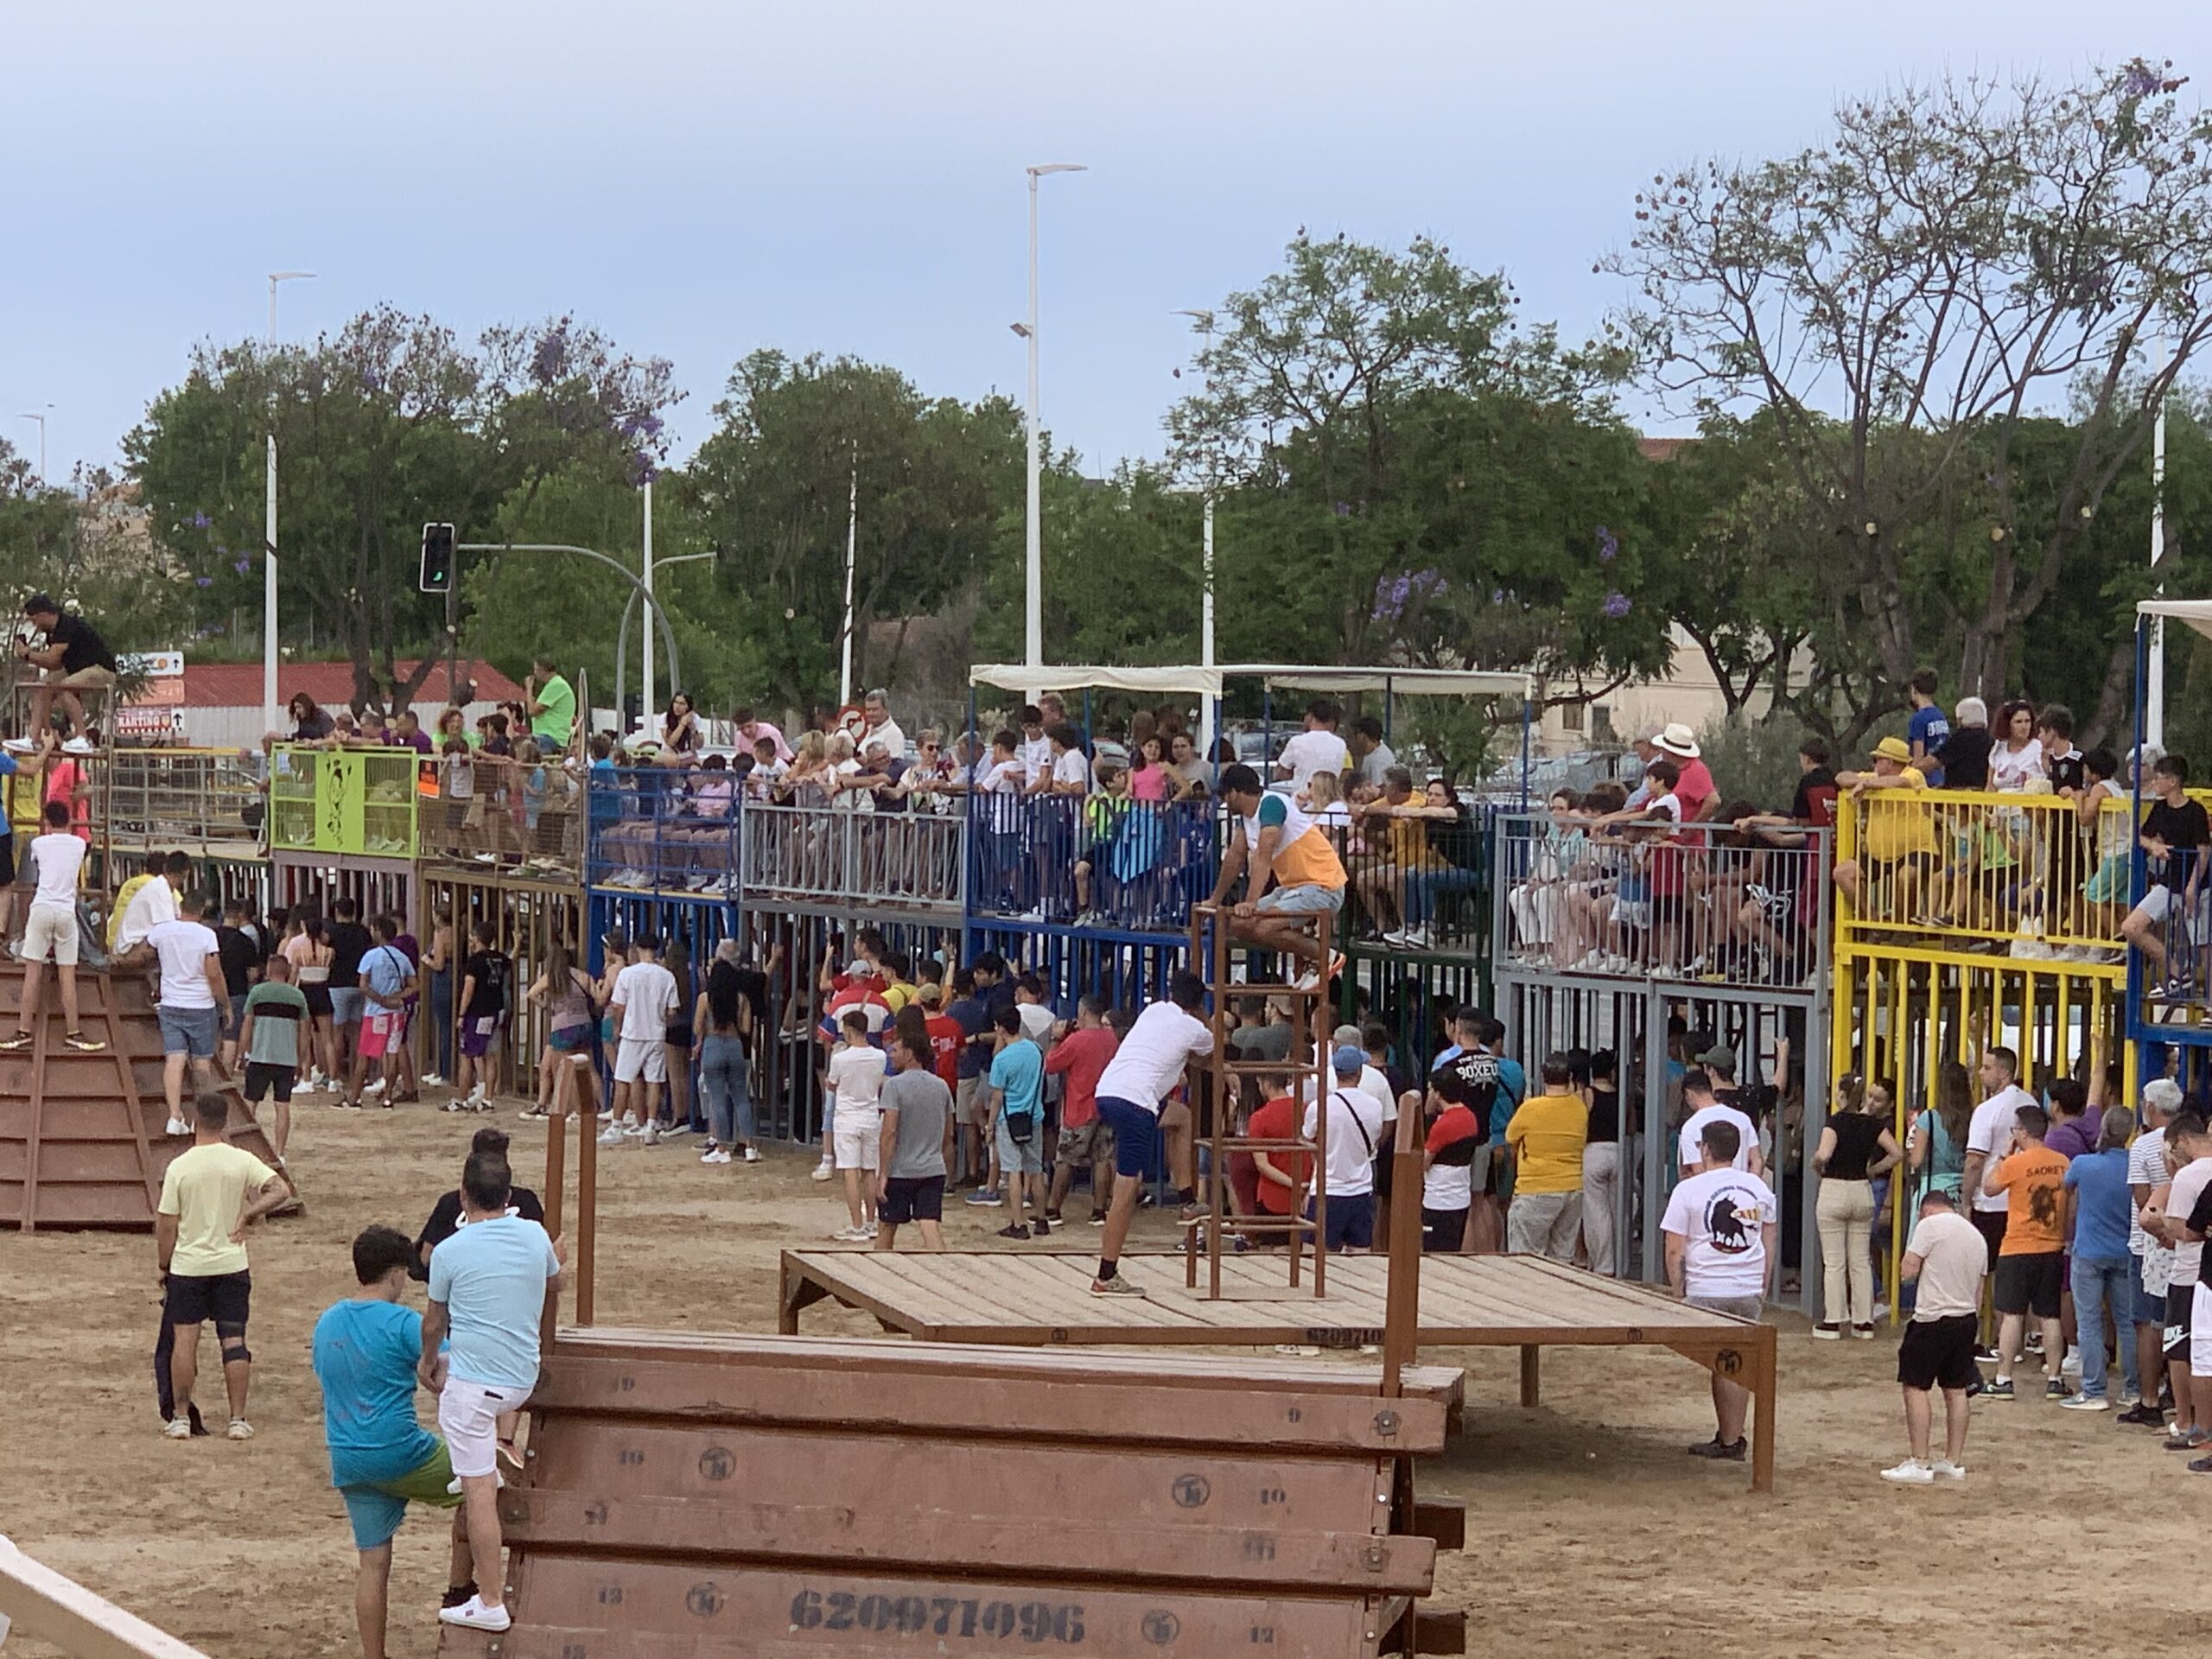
left=4, top=2, right=2206, bottom=484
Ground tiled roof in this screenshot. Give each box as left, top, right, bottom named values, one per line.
left=177, top=658, right=524, bottom=709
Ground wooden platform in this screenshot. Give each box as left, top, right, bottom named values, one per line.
left=782, top=1249, right=1777, bottom=1491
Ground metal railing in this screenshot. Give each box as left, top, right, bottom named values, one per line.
left=740, top=800, right=965, bottom=911
left=2137, top=845, right=2212, bottom=1026
left=1834, top=786, right=2132, bottom=957
left=1493, top=810, right=1833, bottom=989
left=587, top=765, right=741, bottom=893
left=1326, top=807, right=1493, bottom=954
left=965, top=794, right=1217, bottom=933
left=103, top=747, right=265, bottom=849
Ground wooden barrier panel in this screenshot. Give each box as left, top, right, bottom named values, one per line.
left=0, top=1535, right=214, bottom=1659
left=438, top=1330, right=1452, bottom=1659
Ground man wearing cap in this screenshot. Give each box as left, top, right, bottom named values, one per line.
left=9, top=594, right=117, bottom=755
left=1831, top=736, right=1936, bottom=913
left=1650, top=724, right=1718, bottom=823
left=1302, top=1046, right=1387, bottom=1253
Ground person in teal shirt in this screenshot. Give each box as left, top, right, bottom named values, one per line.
left=524, top=655, right=576, bottom=753
left=310, top=1225, right=473, bottom=1659
left=988, top=1006, right=1048, bottom=1238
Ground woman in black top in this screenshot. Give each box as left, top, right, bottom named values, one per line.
left=1813, top=1072, right=1902, bottom=1339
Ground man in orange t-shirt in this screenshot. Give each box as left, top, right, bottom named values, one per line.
left=1980, top=1101, right=2069, bottom=1401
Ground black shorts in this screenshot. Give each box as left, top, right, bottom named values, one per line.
left=1421, top=1206, right=1468, bottom=1254
left=0, top=833, right=14, bottom=887
left=1993, top=1251, right=2063, bottom=1319
left=880, top=1175, right=944, bottom=1226
left=1969, top=1208, right=2007, bottom=1270
left=664, top=1021, right=694, bottom=1050
left=302, top=983, right=333, bottom=1019
left=2166, top=1283, right=2196, bottom=1362
left=164, top=1269, right=251, bottom=1327
left=1897, top=1313, right=1980, bottom=1392
left=242, top=1061, right=296, bottom=1104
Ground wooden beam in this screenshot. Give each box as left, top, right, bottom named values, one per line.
left=0, top=1538, right=214, bottom=1659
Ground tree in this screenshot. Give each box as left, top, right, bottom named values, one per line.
left=125, top=308, right=678, bottom=709
left=686, top=351, right=1020, bottom=713
left=1611, top=59, right=2212, bottom=724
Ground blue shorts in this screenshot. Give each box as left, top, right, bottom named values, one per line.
left=339, top=1440, right=461, bottom=1550
left=1096, top=1096, right=1160, bottom=1180
left=329, top=988, right=366, bottom=1026
left=1307, top=1191, right=1376, bottom=1252
left=157, top=1004, right=219, bottom=1059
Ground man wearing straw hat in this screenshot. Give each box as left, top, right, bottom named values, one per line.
left=1649, top=724, right=1718, bottom=823
left=1831, top=736, right=1937, bottom=914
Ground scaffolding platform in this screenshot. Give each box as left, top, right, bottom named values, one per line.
left=779, top=1249, right=1777, bottom=1491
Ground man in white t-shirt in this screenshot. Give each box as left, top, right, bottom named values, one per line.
left=2139, top=1109, right=2212, bottom=1457
left=2122, top=1079, right=2183, bottom=1427
left=1884, top=1189, right=1986, bottom=1484
left=1662, top=1118, right=1776, bottom=1462
left=1302, top=1046, right=1386, bottom=1253
left=148, top=893, right=230, bottom=1138
left=1273, top=699, right=1350, bottom=796
left=1090, top=973, right=1214, bottom=1296
left=1, top=800, right=105, bottom=1055
left=1676, top=1069, right=1763, bottom=1178
left=601, top=939, right=678, bottom=1145
left=1961, top=1046, right=2036, bottom=1347
left=115, top=850, right=185, bottom=961
left=825, top=1009, right=890, bottom=1241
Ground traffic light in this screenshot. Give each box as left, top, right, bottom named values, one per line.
left=419, top=523, right=455, bottom=593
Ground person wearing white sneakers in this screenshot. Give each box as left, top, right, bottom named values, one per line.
left=826, top=1010, right=888, bottom=1239
left=156, top=1092, right=289, bottom=1442
left=147, top=893, right=231, bottom=1138
left=1210, top=765, right=1348, bottom=993
left=9, top=592, right=117, bottom=756
left=1884, top=1189, right=1986, bottom=1484
left=601, top=934, right=678, bottom=1145
left=452, top=918, right=511, bottom=1114
left=424, top=1150, right=563, bottom=1635
left=0, top=799, right=107, bottom=1058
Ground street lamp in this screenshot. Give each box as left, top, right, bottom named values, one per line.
left=1173, top=308, right=1218, bottom=755
left=15, top=406, right=50, bottom=484
left=264, top=270, right=315, bottom=728
left=1022, top=162, right=1086, bottom=676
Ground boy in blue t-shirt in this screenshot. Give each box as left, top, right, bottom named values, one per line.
left=310, top=1225, right=472, bottom=1657
left=1906, top=669, right=1949, bottom=787
left=988, top=1005, right=1049, bottom=1239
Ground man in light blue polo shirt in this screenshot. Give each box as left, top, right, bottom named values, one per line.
left=423, top=1151, right=560, bottom=1635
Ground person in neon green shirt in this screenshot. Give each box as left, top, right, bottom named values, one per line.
left=523, top=656, right=576, bottom=754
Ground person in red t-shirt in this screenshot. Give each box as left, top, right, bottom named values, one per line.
left=1045, top=995, right=1121, bottom=1223
left=1245, top=1087, right=1311, bottom=1219
left=1422, top=1100, right=1484, bottom=1252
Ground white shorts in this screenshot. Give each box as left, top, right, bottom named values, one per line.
left=437, top=1376, right=533, bottom=1479
left=614, top=1037, right=667, bottom=1084
left=832, top=1111, right=880, bottom=1172
left=2136, top=883, right=2208, bottom=940
left=22, top=901, right=77, bottom=967
left=2196, top=1281, right=2212, bottom=1380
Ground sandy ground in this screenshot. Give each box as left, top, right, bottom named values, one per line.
left=5, top=1091, right=2211, bottom=1659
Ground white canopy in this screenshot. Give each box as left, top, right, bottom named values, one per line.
left=969, top=662, right=1534, bottom=699
left=2137, top=600, right=2212, bottom=641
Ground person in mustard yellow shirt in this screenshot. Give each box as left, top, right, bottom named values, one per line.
left=1831, top=735, right=1938, bottom=918
left=1979, top=1101, right=2071, bottom=1401
left=1504, top=1053, right=1589, bottom=1259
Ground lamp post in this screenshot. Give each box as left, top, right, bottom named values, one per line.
left=1020, top=162, right=1086, bottom=676
left=264, top=270, right=315, bottom=729
left=2147, top=336, right=2171, bottom=750
left=1173, top=308, right=1218, bottom=756
left=16, top=408, right=49, bottom=485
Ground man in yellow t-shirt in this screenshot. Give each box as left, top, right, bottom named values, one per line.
left=1504, top=1053, right=1590, bottom=1260
left=1832, top=735, right=1936, bottom=917
left=156, top=1092, right=289, bottom=1441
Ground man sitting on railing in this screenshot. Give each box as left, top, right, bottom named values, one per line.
left=1212, top=764, right=1348, bottom=992
left=1832, top=737, right=1936, bottom=918
left=2122, top=753, right=2209, bottom=1002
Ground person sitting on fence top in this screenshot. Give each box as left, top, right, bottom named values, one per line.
left=1830, top=736, right=1937, bottom=914
left=1905, top=669, right=1950, bottom=786
left=1734, top=735, right=1840, bottom=848
left=521, top=655, right=576, bottom=755
left=2121, top=753, right=2209, bottom=1000
left=1650, top=723, right=1719, bottom=822
left=1348, top=715, right=1396, bottom=796
left=8, top=593, right=116, bottom=755
left=1211, top=762, right=1349, bottom=992
left=1275, top=699, right=1349, bottom=795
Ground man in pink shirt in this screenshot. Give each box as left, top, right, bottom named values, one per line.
left=734, top=708, right=793, bottom=764
left=1654, top=723, right=1718, bottom=823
